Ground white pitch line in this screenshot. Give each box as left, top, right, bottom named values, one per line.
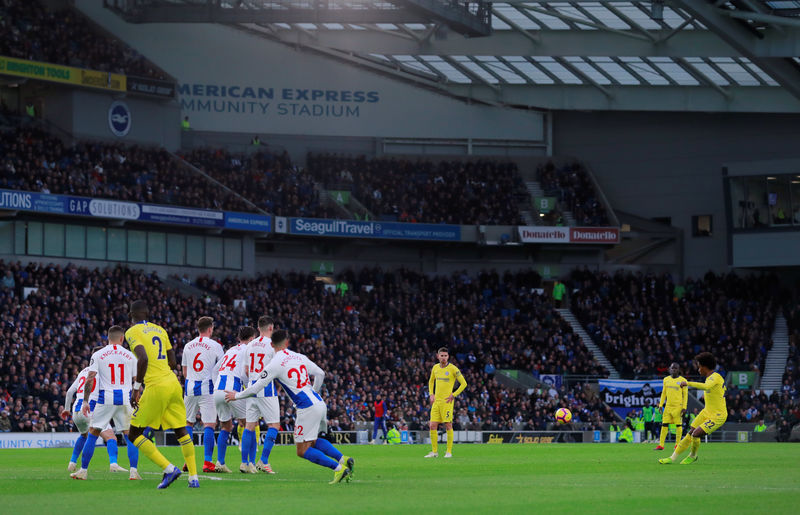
left=141, top=471, right=252, bottom=482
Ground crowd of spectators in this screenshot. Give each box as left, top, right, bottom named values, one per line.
left=180, top=148, right=334, bottom=218
left=307, top=154, right=528, bottom=225
left=537, top=162, right=610, bottom=226
left=0, top=0, right=165, bottom=79
left=570, top=269, right=778, bottom=379
left=0, top=128, right=255, bottom=212
left=0, top=261, right=607, bottom=433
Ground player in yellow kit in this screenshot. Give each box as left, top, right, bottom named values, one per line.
left=655, top=362, right=687, bottom=450
left=659, top=352, right=726, bottom=465
left=126, top=300, right=199, bottom=489
left=425, top=347, right=467, bottom=459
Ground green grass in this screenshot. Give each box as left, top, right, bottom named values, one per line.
left=0, top=443, right=798, bottom=513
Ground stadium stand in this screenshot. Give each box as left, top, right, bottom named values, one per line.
left=0, top=0, right=165, bottom=79
left=306, top=154, right=528, bottom=225
left=570, top=269, right=777, bottom=379
left=537, top=161, right=610, bottom=226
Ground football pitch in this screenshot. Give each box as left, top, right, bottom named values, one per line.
left=0, top=443, right=798, bottom=513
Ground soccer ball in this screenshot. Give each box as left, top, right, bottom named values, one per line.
left=555, top=408, right=572, bottom=424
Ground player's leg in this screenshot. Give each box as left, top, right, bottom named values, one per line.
left=69, top=411, right=89, bottom=471
left=184, top=394, right=196, bottom=441
left=113, top=406, right=138, bottom=478
left=199, top=395, right=217, bottom=472
left=167, top=381, right=199, bottom=487
left=256, top=397, right=279, bottom=473
left=296, top=405, right=348, bottom=483
left=657, top=408, right=675, bottom=450
left=72, top=405, right=116, bottom=478
left=213, top=391, right=234, bottom=472
left=381, top=417, right=389, bottom=442
left=427, top=401, right=441, bottom=457
left=130, top=385, right=182, bottom=488
left=371, top=417, right=379, bottom=443
left=102, top=427, right=126, bottom=471
left=122, top=430, right=140, bottom=479
left=660, top=411, right=707, bottom=464
left=682, top=413, right=725, bottom=464
left=71, top=427, right=102, bottom=479
left=444, top=422, right=454, bottom=457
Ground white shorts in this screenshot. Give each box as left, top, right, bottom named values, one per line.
left=294, top=402, right=326, bottom=443
left=246, top=396, right=280, bottom=424
left=214, top=390, right=245, bottom=422
left=72, top=411, right=91, bottom=434
left=185, top=394, right=217, bottom=424
left=90, top=404, right=132, bottom=432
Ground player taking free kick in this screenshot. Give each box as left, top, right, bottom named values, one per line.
left=126, top=300, right=199, bottom=488
left=425, top=347, right=467, bottom=459
left=659, top=352, right=727, bottom=465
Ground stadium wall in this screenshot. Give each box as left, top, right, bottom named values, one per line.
left=75, top=1, right=545, bottom=143
left=552, top=111, right=800, bottom=277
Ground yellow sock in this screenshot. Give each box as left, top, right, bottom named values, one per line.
left=430, top=430, right=438, bottom=454
left=675, top=425, right=683, bottom=445
left=670, top=434, right=692, bottom=460
left=659, top=426, right=668, bottom=447
left=237, top=425, right=243, bottom=444
left=178, top=435, right=197, bottom=476
left=690, top=436, right=701, bottom=457
left=255, top=426, right=261, bottom=449
left=446, top=429, right=454, bottom=454
left=134, top=435, right=171, bottom=471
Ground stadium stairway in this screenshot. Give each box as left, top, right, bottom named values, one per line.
left=760, top=313, right=790, bottom=391
left=557, top=308, right=620, bottom=379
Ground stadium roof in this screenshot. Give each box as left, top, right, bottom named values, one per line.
left=109, top=0, right=800, bottom=112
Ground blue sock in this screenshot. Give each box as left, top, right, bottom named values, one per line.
left=106, top=437, right=119, bottom=465
left=124, top=435, right=138, bottom=469
left=314, top=437, right=343, bottom=462
left=249, top=430, right=258, bottom=463
left=217, top=429, right=230, bottom=465
left=186, top=425, right=193, bottom=439
left=203, top=427, right=215, bottom=462
left=71, top=434, right=87, bottom=463
left=302, top=447, right=339, bottom=470
left=260, top=427, right=277, bottom=464
left=80, top=433, right=99, bottom=470
left=241, top=429, right=254, bottom=465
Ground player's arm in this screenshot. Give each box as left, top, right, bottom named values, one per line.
left=685, top=378, right=711, bottom=390
left=181, top=345, right=189, bottom=379
left=428, top=368, right=436, bottom=404
left=681, top=378, right=688, bottom=413
left=132, top=345, right=148, bottom=408
left=659, top=379, right=667, bottom=409
left=305, top=358, right=326, bottom=393
left=229, top=367, right=277, bottom=401
left=62, top=378, right=79, bottom=418
left=81, top=372, right=96, bottom=416
left=451, top=369, right=467, bottom=401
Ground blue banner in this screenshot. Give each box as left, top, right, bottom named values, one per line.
left=0, top=188, right=269, bottom=232
left=285, top=217, right=461, bottom=241
left=539, top=374, right=562, bottom=389
left=598, top=379, right=663, bottom=419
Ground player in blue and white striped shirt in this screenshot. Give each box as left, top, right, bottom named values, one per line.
left=211, top=325, right=252, bottom=472
left=181, top=316, right=224, bottom=473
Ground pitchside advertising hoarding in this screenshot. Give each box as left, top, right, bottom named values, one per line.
left=275, top=216, right=462, bottom=242
left=0, top=432, right=104, bottom=449
left=0, top=189, right=270, bottom=232
left=517, top=226, right=620, bottom=244
left=598, top=379, right=663, bottom=418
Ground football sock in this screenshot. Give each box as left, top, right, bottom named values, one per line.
left=446, top=428, right=454, bottom=454
left=80, top=433, right=99, bottom=470
left=670, top=434, right=692, bottom=460
left=143, top=427, right=154, bottom=441
left=237, top=425, right=243, bottom=444
left=178, top=434, right=198, bottom=477
left=430, top=430, right=438, bottom=453
left=255, top=426, right=261, bottom=451
left=124, top=435, right=138, bottom=469
left=302, top=447, right=338, bottom=470
left=71, top=434, right=87, bottom=463
left=313, top=437, right=343, bottom=462
left=107, top=437, right=119, bottom=465
left=659, top=426, right=668, bottom=447
left=203, top=427, right=215, bottom=462
left=690, top=436, right=701, bottom=457
left=186, top=425, right=193, bottom=439
left=241, top=429, right=255, bottom=464
left=675, top=425, right=683, bottom=445
left=249, top=431, right=258, bottom=464
left=133, top=435, right=171, bottom=471
left=217, top=429, right=230, bottom=465
left=260, top=427, right=278, bottom=463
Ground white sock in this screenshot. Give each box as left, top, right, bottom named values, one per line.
left=164, top=464, right=176, bottom=474
left=334, top=464, right=343, bottom=472
left=189, top=475, right=198, bottom=481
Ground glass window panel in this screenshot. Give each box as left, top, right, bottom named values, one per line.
left=224, top=238, right=242, bottom=270
left=107, top=228, right=126, bottom=261
left=205, top=237, right=223, bottom=269
left=27, top=221, right=43, bottom=255
left=147, top=232, right=166, bottom=264
left=730, top=177, right=769, bottom=229
left=127, top=230, right=147, bottom=263
left=65, top=225, right=86, bottom=258
left=86, top=227, right=107, bottom=260
left=44, top=223, right=65, bottom=257
left=14, top=221, right=26, bottom=254
left=0, top=221, right=14, bottom=254
left=792, top=177, right=800, bottom=225
left=186, top=235, right=204, bottom=267
left=167, top=233, right=185, bottom=265
left=767, top=176, right=791, bottom=226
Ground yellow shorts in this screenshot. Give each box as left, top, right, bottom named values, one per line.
left=131, top=379, right=186, bottom=430
left=662, top=406, right=684, bottom=424
left=691, top=409, right=727, bottom=435
left=430, top=400, right=454, bottom=423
